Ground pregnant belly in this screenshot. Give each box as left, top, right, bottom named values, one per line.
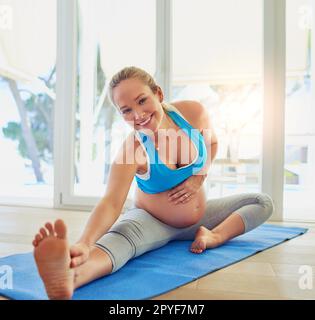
left=133, top=184, right=207, bottom=228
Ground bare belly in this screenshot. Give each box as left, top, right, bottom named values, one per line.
left=133, top=184, right=207, bottom=228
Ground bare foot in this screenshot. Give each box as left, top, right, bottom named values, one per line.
left=33, top=219, right=74, bottom=299
left=190, top=226, right=224, bottom=254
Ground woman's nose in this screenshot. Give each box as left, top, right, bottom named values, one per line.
left=134, top=110, right=146, bottom=119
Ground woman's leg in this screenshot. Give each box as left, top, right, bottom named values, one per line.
left=190, top=212, right=247, bottom=253
left=33, top=193, right=274, bottom=298
left=93, top=207, right=183, bottom=274
left=175, top=192, right=275, bottom=252
left=75, top=193, right=274, bottom=283
left=33, top=207, right=182, bottom=299
left=73, top=208, right=181, bottom=289
left=73, top=246, right=114, bottom=290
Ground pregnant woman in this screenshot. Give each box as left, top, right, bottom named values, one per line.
left=32, top=66, right=274, bottom=299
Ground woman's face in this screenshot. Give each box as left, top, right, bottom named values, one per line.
left=112, top=78, right=165, bottom=133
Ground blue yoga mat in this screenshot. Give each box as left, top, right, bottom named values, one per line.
left=0, top=224, right=307, bottom=300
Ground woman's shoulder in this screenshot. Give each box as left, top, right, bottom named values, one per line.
left=170, top=100, right=206, bottom=130
left=170, top=100, right=217, bottom=145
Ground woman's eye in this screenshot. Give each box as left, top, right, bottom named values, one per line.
left=139, top=98, right=146, bottom=105
left=122, top=109, right=131, bottom=114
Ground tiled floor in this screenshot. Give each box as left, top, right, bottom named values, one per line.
left=0, top=206, right=314, bottom=300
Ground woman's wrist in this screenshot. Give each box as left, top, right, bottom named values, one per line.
left=76, top=238, right=93, bottom=247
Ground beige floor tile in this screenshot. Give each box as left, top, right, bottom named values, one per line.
left=180, top=280, right=198, bottom=290
left=215, top=261, right=276, bottom=276
left=0, top=296, right=9, bottom=300
left=196, top=273, right=315, bottom=299
left=282, top=239, right=315, bottom=247
left=246, top=251, right=315, bottom=265
left=0, top=233, right=77, bottom=247
left=0, top=242, right=32, bottom=258
left=0, top=233, right=32, bottom=245
left=152, top=287, right=291, bottom=300
left=267, top=245, right=315, bottom=255
left=271, top=263, right=315, bottom=277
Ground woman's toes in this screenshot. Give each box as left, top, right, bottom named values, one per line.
left=191, top=245, right=202, bottom=253
left=54, top=219, right=67, bottom=240
left=32, top=240, right=38, bottom=247
left=190, top=238, right=206, bottom=254
left=45, top=222, right=55, bottom=236
left=40, top=227, right=48, bottom=239
left=35, top=234, right=43, bottom=243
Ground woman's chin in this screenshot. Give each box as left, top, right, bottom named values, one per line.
left=137, top=115, right=158, bottom=132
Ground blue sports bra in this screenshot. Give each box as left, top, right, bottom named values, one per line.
left=134, top=103, right=207, bottom=194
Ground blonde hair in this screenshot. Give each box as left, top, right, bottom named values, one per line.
left=108, top=66, right=159, bottom=107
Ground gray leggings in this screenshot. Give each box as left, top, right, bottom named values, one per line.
left=95, top=192, right=274, bottom=273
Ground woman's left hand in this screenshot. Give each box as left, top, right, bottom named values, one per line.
left=167, top=174, right=206, bottom=205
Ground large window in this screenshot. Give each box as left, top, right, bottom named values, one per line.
left=2, top=0, right=311, bottom=222
left=284, top=0, right=315, bottom=221
left=73, top=0, right=156, bottom=200
left=0, top=0, right=56, bottom=206
left=172, top=0, right=263, bottom=198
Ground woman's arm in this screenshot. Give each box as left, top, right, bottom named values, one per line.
left=76, top=197, right=122, bottom=246
left=76, top=133, right=138, bottom=246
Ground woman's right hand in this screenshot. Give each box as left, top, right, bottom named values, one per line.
left=69, top=242, right=90, bottom=268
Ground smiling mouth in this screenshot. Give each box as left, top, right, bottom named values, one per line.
left=137, top=115, right=152, bottom=126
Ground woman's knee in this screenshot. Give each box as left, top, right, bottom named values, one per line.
left=255, top=192, right=275, bottom=220
left=235, top=192, right=274, bottom=233
left=95, top=220, right=140, bottom=273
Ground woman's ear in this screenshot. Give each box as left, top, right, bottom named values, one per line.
left=156, top=86, right=164, bottom=102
